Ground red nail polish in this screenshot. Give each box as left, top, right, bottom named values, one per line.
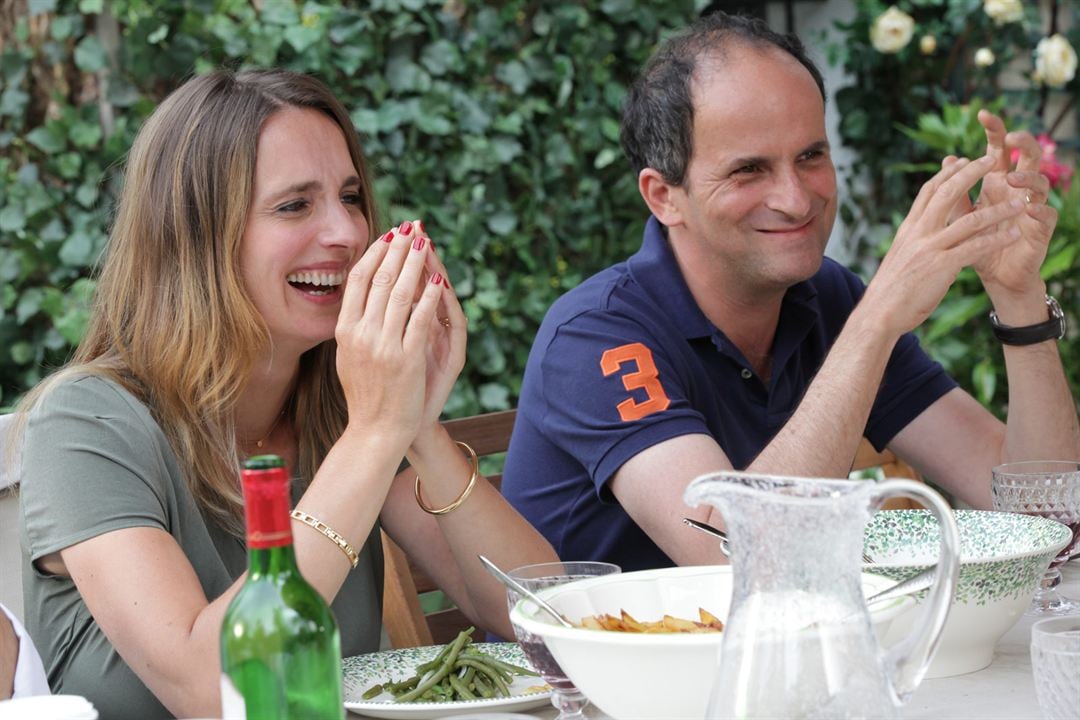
left=399, top=220, right=413, bottom=234
left=417, top=220, right=426, bottom=235
left=431, top=272, right=443, bottom=285
left=382, top=230, right=394, bottom=243
left=412, top=236, right=425, bottom=251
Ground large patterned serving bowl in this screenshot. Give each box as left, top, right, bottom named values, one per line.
left=509, top=564, right=915, bottom=720
left=865, top=509, right=1072, bottom=678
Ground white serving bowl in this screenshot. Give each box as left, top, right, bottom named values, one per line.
left=509, top=564, right=914, bottom=720
left=865, top=509, right=1072, bottom=678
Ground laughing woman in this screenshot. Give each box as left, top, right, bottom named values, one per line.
left=13, top=69, right=556, bottom=719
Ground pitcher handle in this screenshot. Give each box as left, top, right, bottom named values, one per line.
left=871, top=479, right=960, bottom=706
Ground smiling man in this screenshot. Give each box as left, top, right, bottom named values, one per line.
left=501, top=12, right=1080, bottom=571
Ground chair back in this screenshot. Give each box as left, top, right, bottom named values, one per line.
left=0, top=414, right=24, bottom=621
left=853, top=437, right=925, bottom=510
left=381, top=409, right=517, bottom=648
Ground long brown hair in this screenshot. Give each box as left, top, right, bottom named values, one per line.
left=17, top=69, right=377, bottom=536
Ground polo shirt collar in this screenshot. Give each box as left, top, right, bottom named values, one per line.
left=625, top=215, right=822, bottom=368
left=626, top=216, right=714, bottom=340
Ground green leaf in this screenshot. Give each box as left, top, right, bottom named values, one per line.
left=39, top=218, right=66, bottom=243
left=420, top=40, right=459, bottom=76
left=594, top=147, right=619, bottom=169
left=15, top=288, right=43, bottom=324
left=78, top=0, right=104, bottom=12
left=56, top=152, right=82, bottom=179
left=147, top=24, right=169, bottom=44
left=478, top=382, right=511, bottom=411
left=69, top=121, right=102, bottom=149
left=75, top=183, right=98, bottom=208
left=27, top=0, right=57, bottom=16
left=491, top=137, right=522, bottom=163
left=0, top=205, right=25, bottom=232
left=925, top=295, right=989, bottom=343
left=261, top=0, right=299, bottom=26
left=9, top=341, right=33, bottom=365
left=74, top=36, right=107, bottom=73
left=59, top=231, right=95, bottom=266
left=972, top=358, right=997, bottom=406
left=496, top=61, right=531, bottom=94
left=283, top=23, right=320, bottom=53
left=0, top=87, right=28, bottom=117
left=25, top=125, right=66, bottom=154
left=40, top=287, right=65, bottom=318
left=54, top=306, right=90, bottom=345
left=486, top=211, right=517, bottom=236
left=50, top=15, right=76, bottom=40
left=1041, top=245, right=1078, bottom=279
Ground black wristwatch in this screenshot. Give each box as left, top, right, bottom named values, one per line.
left=989, top=294, right=1066, bottom=346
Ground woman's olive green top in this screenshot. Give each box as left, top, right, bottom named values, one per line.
left=20, top=374, right=383, bottom=719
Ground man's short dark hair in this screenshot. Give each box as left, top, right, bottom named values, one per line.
left=620, top=12, right=826, bottom=186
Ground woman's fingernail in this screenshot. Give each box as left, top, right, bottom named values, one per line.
left=379, top=230, right=393, bottom=243
left=417, top=219, right=426, bottom=235
left=412, top=235, right=425, bottom=251
left=399, top=220, right=413, bottom=234
left=431, top=272, right=443, bottom=285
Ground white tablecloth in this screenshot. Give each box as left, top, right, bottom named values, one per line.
left=348, top=560, right=1080, bottom=719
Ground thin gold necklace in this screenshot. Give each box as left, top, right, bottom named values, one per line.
left=251, top=410, right=286, bottom=450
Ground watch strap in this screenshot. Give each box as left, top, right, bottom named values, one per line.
left=989, top=294, right=1066, bottom=346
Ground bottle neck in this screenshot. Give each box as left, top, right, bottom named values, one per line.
left=241, top=466, right=298, bottom=577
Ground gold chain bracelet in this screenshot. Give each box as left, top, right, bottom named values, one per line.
left=414, top=441, right=479, bottom=515
left=290, top=510, right=359, bottom=568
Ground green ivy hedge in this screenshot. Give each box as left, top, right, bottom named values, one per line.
left=0, top=0, right=704, bottom=410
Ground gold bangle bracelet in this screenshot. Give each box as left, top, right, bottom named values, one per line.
left=290, top=510, right=360, bottom=568
left=414, top=441, right=479, bottom=515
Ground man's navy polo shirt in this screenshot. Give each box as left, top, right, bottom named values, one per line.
left=501, top=216, right=956, bottom=572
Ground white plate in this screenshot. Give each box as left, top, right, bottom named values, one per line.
left=343, top=642, right=552, bottom=719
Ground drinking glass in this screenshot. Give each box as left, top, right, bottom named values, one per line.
left=1031, top=616, right=1080, bottom=719
left=992, top=461, right=1080, bottom=615
left=506, top=561, right=620, bottom=720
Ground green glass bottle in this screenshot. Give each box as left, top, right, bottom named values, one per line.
left=220, top=455, right=344, bottom=720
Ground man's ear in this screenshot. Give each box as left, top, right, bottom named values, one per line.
left=638, top=168, right=685, bottom=227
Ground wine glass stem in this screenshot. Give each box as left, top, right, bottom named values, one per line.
left=552, top=688, right=590, bottom=720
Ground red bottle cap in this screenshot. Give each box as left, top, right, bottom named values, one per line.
left=241, top=455, right=293, bottom=549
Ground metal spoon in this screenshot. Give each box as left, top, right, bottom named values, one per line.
left=864, top=565, right=936, bottom=606
left=681, top=517, right=732, bottom=557
left=477, top=554, right=574, bottom=628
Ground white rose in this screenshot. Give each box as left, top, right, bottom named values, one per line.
left=920, top=35, right=937, bottom=55
left=870, top=7, right=915, bottom=55
left=1035, top=34, right=1078, bottom=88
left=983, top=0, right=1024, bottom=26
left=974, top=47, right=996, bottom=68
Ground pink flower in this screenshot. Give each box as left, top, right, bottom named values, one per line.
left=1010, top=134, right=1074, bottom=190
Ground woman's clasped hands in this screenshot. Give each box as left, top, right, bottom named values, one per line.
left=335, top=219, right=466, bottom=451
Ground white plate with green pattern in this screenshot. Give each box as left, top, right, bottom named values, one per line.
left=343, top=642, right=551, bottom=719
left=864, top=509, right=1071, bottom=678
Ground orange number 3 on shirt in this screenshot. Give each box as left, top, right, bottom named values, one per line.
left=600, top=342, right=671, bottom=422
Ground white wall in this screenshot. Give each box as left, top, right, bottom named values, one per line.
left=769, top=0, right=861, bottom=264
